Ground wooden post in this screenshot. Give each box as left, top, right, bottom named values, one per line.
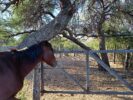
left=33, top=63, right=41, bottom=100
left=124, top=46, right=131, bottom=71
left=113, top=45, right=116, bottom=64
left=41, top=62, right=45, bottom=96
left=124, top=52, right=130, bottom=71
left=59, top=45, right=62, bottom=58
left=86, top=52, right=90, bottom=92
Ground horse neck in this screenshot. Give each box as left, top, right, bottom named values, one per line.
left=16, top=47, right=43, bottom=78
left=20, top=57, right=41, bottom=78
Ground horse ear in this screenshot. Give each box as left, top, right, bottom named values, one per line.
left=44, top=41, right=49, bottom=44
left=40, top=41, right=49, bottom=45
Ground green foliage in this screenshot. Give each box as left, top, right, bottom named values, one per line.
left=106, top=29, right=133, bottom=68
left=85, top=39, right=99, bottom=50
left=106, top=30, right=133, bottom=50
left=12, top=0, right=57, bottom=28
left=51, top=37, right=81, bottom=50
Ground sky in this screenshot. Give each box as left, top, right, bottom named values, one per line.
left=121, top=0, right=125, bottom=3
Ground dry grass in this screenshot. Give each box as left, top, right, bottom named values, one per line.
left=16, top=80, right=32, bottom=100
left=17, top=56, right=133, bottom=100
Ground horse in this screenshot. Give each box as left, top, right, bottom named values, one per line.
left=0, top=41, right=57, bottom=100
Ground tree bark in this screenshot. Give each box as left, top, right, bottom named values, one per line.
left=17, top=0, right=74, bottom=49
left=98, top=35, right=110, bottom=71
left=124, top=46, right=131, bottom=71
left=97, top=13, right=110, bottom=71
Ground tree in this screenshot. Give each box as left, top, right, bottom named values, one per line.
left=0, top=0, right=75, bottom=46
left=75, top=0, right=133, bottom=71
left=0, top=0, right=133, bottom=72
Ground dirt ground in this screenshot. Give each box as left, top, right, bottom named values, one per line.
left=41, top=94, right=133, bottom=100
left=18, top=55, right=133, bottom=100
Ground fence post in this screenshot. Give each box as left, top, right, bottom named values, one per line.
left=113, top=45, right=116, bottom=64
left=33, top=63, right=41, bottom=100
left=86, top=51, right=90, bottom=92
left=41, top=62, right=45, bottom=96
left=124, top=46, right=131, bottom=71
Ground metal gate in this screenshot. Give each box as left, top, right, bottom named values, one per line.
left=33, top=49, right=133, bottom=100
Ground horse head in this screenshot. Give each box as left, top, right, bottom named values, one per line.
left=40, top=41, right=57, bottom=67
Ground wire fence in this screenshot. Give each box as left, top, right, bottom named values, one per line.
left=36, top=49, right=133, bottom=98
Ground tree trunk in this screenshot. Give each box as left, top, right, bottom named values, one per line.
left=97, top=15, right=110, bottom=71
left=98, top=35, right=110, bottom=71
left=124, top=46, right=131, bottom=71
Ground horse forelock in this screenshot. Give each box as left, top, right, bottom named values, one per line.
left=40, top=41, right=53, bottom=52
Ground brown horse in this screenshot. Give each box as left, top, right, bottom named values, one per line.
left=0, top=41, right=57, bottom=100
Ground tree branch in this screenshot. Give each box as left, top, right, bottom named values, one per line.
left=65, top=27, right=133, bottom=38
left=44, top=11, right=55, bottom=18
left=63, top=28, right=92, bottom=50
left=18, top=0, right=74, bottom=49
left=87, top=34, right=133, bottom=38
left=63, top=33, right=91, bottom=51
left=105, top=0, right=117, bottom=10
left=18, top=0, right=86, bottom=48
left=62, top=28, right=102, bottom=70
left=5, top=30, right=36, bottom=38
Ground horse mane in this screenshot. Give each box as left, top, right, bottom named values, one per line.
left=14, top=41, right=51, bottom=61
